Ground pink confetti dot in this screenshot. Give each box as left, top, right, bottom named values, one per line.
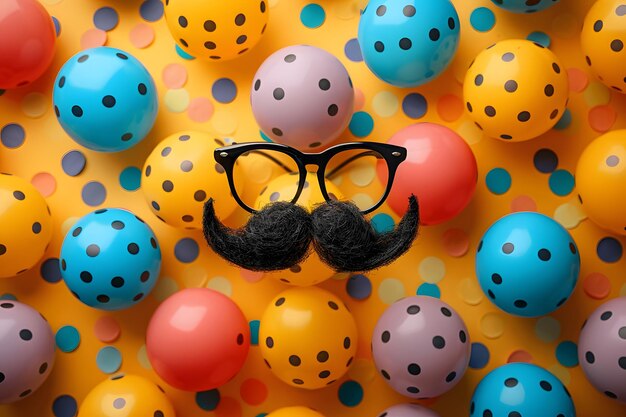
left=188, top=97, right=214, bottom=123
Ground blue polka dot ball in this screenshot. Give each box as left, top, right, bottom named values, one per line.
left=60, top=208, right=161, bottom=310
left=476, top=212, right=580, bottom=317
left=471, top=363, right=575, bottom=417
left=53, top=47, right=158, bottom=152
left=358, top=0, right=460, bottom=87
left=491, top=0, right=560, bottom=14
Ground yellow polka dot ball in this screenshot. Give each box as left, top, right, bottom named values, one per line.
left=463, top=39, right=569, bottom=142
left=576, top=129, right=626, bottom=236
left=258, top=172, right=344, bottom=286
left=0, top=174, right=52, bottom=278
left=164, top=0, right=269, bottom=61
left=141, top=132, right=239, bottom=229
left=259, top=286, right=358, bottom=389
left=581, top=0, right=626, bottom=93
left=267, top=407, right=326, bottom=417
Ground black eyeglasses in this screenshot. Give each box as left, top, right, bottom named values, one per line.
left=214, top=141, right=407, bottom=214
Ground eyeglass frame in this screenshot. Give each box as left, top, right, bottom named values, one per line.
left=213, top=141, right=408, bottom=215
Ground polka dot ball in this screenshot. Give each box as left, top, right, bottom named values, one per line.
left=464, top=39, right=569, bottom=141
left=60, top=208, right=161, bottom=310
left=490, top=0, right=560, bottom=14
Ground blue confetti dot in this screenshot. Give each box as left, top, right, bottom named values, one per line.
left=41, top=258, right=62, bottom=283
left=52, top=395, right=77, bottom=417
left=55, top=326, right=80, bottom=353
left=260, top=130, right=273, bottom=142
left=175, top=44, right=195, bottom=60
left=349, top=111, right=374, bottom=138
left=119, top=167, right=141, bottom=191
left=534, top=149, right=559, bottom=173
left=96, top=346, right=123, bottom=374
left=140, top=0, right=164, bottom=22
left=344, top=38, right=363, bottom=62
left=300, top=4, right=326, bottom=29
left=196, top=389, right=220, bottom=411
left=1, top=123, right=25, bottom=148
left=470, top=7, right=496, bottom=32
left=402, top=93, right=428, bottom=119
left=548, top=169, right=575, bottom=196
left=417, top=283, right=441, bottom=298
left=212, top=78, right=237, bottom=104
left=486, top=168, right=512, bottom=195
left=346, top=274, right=372, bottom=300
left=469, top=343, right=490, bottom=369
left=338, top=380, right=363, bottom=407
left=175, top=238, right=199, bottom=263
left=93, top=7, right=119, bottom=32
left=249, top=320, right=260, bottom=345
left=527, top=31, right=551, bottom=48
left=256, top=414, right=268, bottom=417
left=597, top=237, right=623, bottom=263
left=0, top=293, right=17, bottom=300
left=554, top=109, right=572, bottom=130
left=371, top=213, right=394, bottom=233
left=61, top=150, right=86, bottom=177
left=52, top=16, right=61, bottom=37
left=555, top=341, right=579, bottom=368
left=81, top=181, right=107, bottom=206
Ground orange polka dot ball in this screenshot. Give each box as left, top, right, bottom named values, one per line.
left=259, top=287, right=357, bottom=389
left=142, top=132, right=239, bottom=229
left=164, top=0, right=268, bottom=61
left=581, top=0, right=626, bottom=93
left=463, top=39, right=568, bottom=142
left=0, top=174, right=52, bottom=278
left=576, top=129, right=626, bottom=236
left=267, top=407, right=326, bottom=417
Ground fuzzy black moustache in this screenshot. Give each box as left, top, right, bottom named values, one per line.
left=202, top=195, right=419, bottom=272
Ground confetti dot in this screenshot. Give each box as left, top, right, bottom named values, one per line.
left=419, top=256, right=445, bottom=284
left=402, top=93, right=428, bottom=119
left=175, top=238, right=199, bottom=263
left=553, top=199, right=586, bottom=229
left=81, top=181, right=107, bottom=206
left=597, top=237, right=623, bottom=263
left=175, top=44, right=195, bottom=60
left=371, top=213, right=394, bottom=233
left=137, top=345, right=151, bottom=369
left=349, top=111, right=374, bottom=137
left=437, top=94, right=464, bottom=122
left=212, top=78, right=238, bottom=104
left=535, top=317, right=561, bottom=343
left=548, top=170, right=575, bottom=196
left=443, top=228, right=470, bottom=257
left=21, top=92, right=48, bottom=118
left=351, top=193, right=373, bottom=211
left=31, top=172, right=57, bottom=197
left=567, top=68, right=588, bottom=93
left=457, top=278, right=483, bottom=305
left=240, top=379, right=268, bottom=406
left=588, top=105, right=617, bottom=133
left=52, top=395, right=77, bottom=417
left=301, top=4, right=326, bottom=29
left=94, top=316, right=121, bottom=343
left=129, top=23, right=155, bottom=48
left=207, top=276, right=232, bottom=297
left=188, top=97, right=214, bottom=123
left=346, top=274, right=372, bottom=300
left=378, top=278, right=405, bottom=304
left=41, top=258, right=62, bottom=283
left=480, top=312, right=504, bottom=339
left=584, top=81, right=610, bottom=107
left=353, top=88, right=365, bottom=110
left=417, top=283, right=441, bottom=298
left=510, top=195, right=537, bottom=212
left=52, top=16, right=61, bottom=36
left=1, top=123, right=25, bottom=148
left=61, top=150, right=86, bottom=177
left=196, top=389, right=220, bottom=411
left=81, top=28, right=107, bottom=49
left=469, top=343, right=490, bottom=369
left=372, top=91, right=399, bottom=117
left=165, top=88, right=190, bottom=113
left=140, top=0, right=164, bottom=22
left=527, top=31, right=551, bottom=47
left=96, top=346, right=122, bottom=374
left=583, top=273, right=611, bottom=300
left=470, top=7, right=496, bottom=32
left=553, top=109, right=572, bottom=130
left=344, top=38, right=363, bottom=62
left=555, top=341, right=578, bottom=368
left=119, top=167, right=141, bottom=191
left=249, top=320, right=260, bottom=345
left=55, top=326, right=80, bottom=353
left=338, top=380, right=363, bottom=407
left=508, top=350, right=534, bottom=363
left=93, top=7, right=119, bottom=31
left=534, top=149, right=558, bottom=173
left=349, top=163, right=375, bottom=187
left=486, top=168, right=512, bottom=195
left=240, top=269, right=264, bottom=283
left=162, top=64, right=187, bottom=89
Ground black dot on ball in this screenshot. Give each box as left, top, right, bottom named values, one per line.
left=484, top=106, right=496, bottom=117
left=266, top=337, right=274, bottom=348
left=403, top=5, right=416, bottom=17
left=116, top=53, right=128, bottom=60
left=289, top=355, right=301, bottom=366
left=381, top=369, right=391, bottom=379
left=585, top=351, right=595, bottom=364
left=162, top=180, right=174, bottom=192
left=488, top=289, right=495, bottom=299
left=86, top=244, right=100, bottom=257
left=273, top=88, right=285, bottom=100
left=55, top=106, right=60, bottom=117
left=77, top=55, right=89, bottom=63
left=446, top=371, right=457, bottom=382
left=399, top=37, right=412, bottom=50
left=601, top=311, right=613, bottom=321
left=80, top=271, right=93, bottom=283
left=284, top=54, right=296, bottom=63
left=381, top=330, right=390, bottom=343
left=237, top=333, right=244, bottom=345
left=39, top=362, right=48, bottom=374
left=179, top=38, right=188, bottom=47
left=121, top=133, right=133, bottom=142
left=502, top=52, right=515, bottom=62
left=138, top=83, right=147, bottom=95
left=459, top=330, right=467, bottom=343
left=538, top=248, right=551, bottom=261
left=328, top=301, right=339, bottom=310
left=204, top=20, right=216, bottom=32
left=254, top=79, right=261, bottom=91
left=111, top=221, right=125, bottom=230
left=505, top=377, right=518, bottom=387
left=492, top=273, right=503, bottom=284
left=429, top=29, right=440, bottom=42
left=19, top=329, right=32, bottom=341
left=441, top=307, right=452, bottom=317
left=433, top=336, right=445, bottom=349
left=317, top=351, right=329, bottom=362
left=127, top=243, right=139, bottom=254
left=13, top=190, right=25, bottom=200
left=72, top=105, right=83, bottom=117
left=517, top=111, right=531, bottom=122
left=504, top=80, right=518, bottom=92
left=319, top=78, right=331, bottom=91
left=154, top=411, right=164, bottom=417
left=97, top=294, right=110, bottom=303
left=612, top=39, right=624, bottom=52
left=448, top=17, right=456, bottom=29
left=467, top=102, right=473, bottom=112
left=605, top=391, right=618, bottom=399
left=407, top=305, right=420, bottom=314
left=111, top=277, right=125, bottom=288
left=204, top=41, right=216, bottom=50
left=328, top=104, right=339, bottom=116
left=540, top=380, right=552, bottom=391
left=552, top=62, right=561, bottom=73
left=179, top=16, right=188, bottom=27
left=19, top=389, right=31, bottom=398
left=514, top=299, right=527, bottom=308
left=32, top=222, right=41, bottom=234
left=272, top=127, right=283, bottom=136
left=374, top=41, right=384, bottom=52
left=594, top=20, right=603, bottom=32
left=544, top=84, right=555, bottom=97
left=236, top=35, right=247, bottom=45
left=475, top=74, right=484, bottom=86
left=58, top=76, right=66, bottom=88
left=260, top=1, right=266, bottom=12
left=407, top=386, right=420, bottom=394
left=619, top=357, right=626, bottom=370
left=376, top=5, right=386, bottom=16
left=292, top=378, right=304, bottom=385
left=508, top=412, right=521, bottom=417
left=408, top=363, right=421, bottom=375
left=133, top=293, right=144, bottom=301
left=344, top=337, right=351, bottom=349
left=235, top=13, right=246, bottom=26
left=319, top=370, right=330, bottom=378
left=502, top=242, right=514, bottom=254
left=140, top=271, right=150, bottom=282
